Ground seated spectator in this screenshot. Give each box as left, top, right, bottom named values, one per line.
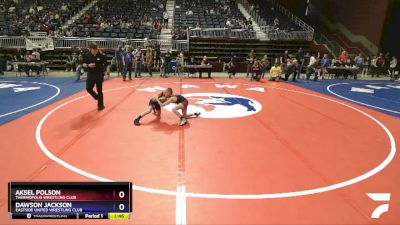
left=339, top=51, right=349, bottom=66
left=31, top=49, right=41, bottom=61
left=320, top=54, right=331, bottom=78
left=375, top=53, right=386, bottom=77
left=270, top=62, right=282, bottom=81
left=185, top=9, right=193, bottom=15
left=306, top=53, right=318, bottom=80
left=199, top=55, right=211, bottom=78
left=273, top=17, right=279, bottom=29
left=354, top=53, right=364, bottom=68
left=284, top=57, right=298, bottom=81
left=187, top=56, right=197, bottom=77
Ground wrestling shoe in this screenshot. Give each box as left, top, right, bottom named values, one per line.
left=134, top=117, right=141, bottom=126
left=179, top=118, right=187, bottom=126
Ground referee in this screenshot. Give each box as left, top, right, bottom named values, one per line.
left=82, top=43, right=110, bottom=111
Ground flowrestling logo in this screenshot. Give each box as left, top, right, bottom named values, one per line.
left=164, top=93, right=262, bottom=118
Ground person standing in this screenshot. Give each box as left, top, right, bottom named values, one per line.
left=115, top=45, right=124, bottom=77
left=122, top=46, right=133, bottom=81
left=145, top=47, right=153, bottom=77
left=390, top=56, right=398, bottom=81
left=375, top=53, right=385, bottom=77
left=261, top=54, right=270, bottom=79
left=246, top=49, right=256, bottom=77
left=163, top=10, right=169, bottom=28
left=82, top=43, right=110, bottom=111
left=154, top=43, right=161, bottom=69
left=295, top=48, right=305, bottom=78
left=251, top=60, right=262, bottom=81
left=134, top=47, right=143, bottom=78
left=164, top=49, right=172, bottom=77
left=175, top=51, right=184, bottom=76
left=13, top=48, right=25, bottom=74
left=0, top=52, right=5, bottom=75
left=75, top=47, right=87, bottom=81
left=362, top=55, right=371, bottom=77
left=227, top=55, right=237, bottom=79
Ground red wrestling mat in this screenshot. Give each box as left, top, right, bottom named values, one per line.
left=0, top=78, right=399, bottom=225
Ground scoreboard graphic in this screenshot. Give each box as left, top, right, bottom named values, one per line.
left=8, top=182, right=132, bottom=220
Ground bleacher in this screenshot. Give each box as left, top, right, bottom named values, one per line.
left=174, top=0, right=251, bottom=30
left=0, top=0, right=313, bottom=71
left=189, top=38, right=310, bottom=62
left=0, top=0, right=89, bottom=36
left=249, top=0, right=305, bottom=31
left=71, top=0, right=166, bottom=39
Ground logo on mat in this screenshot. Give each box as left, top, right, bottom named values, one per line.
left=164, top=93, right=262, bottom=118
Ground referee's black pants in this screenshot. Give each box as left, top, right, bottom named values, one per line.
left=86, top=79, right=104, bottom=107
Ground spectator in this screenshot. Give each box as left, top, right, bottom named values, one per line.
left=251, top=60, right=262, bottom=81
left=320, top=54, right=331, bottom=78
left=175, top=51, right=184, bottom=76
left=160, top=54, right=166, bottom=78
left=226, top=55, right=236, bottom=79
left=284, top=57, right=298, bottom=81
left=134, top=47, right=143, bottom=78
left=115, top=45, right=124, bottom=77
left=14, top=48, right=25, bottom=62
left=273, top=17, right=279, bottom=29
left=122, top=46, right=133, bottom=81
left=339, top=51, right=349, bottom=66
left=145, top=47, right=153, bottom=77
left=306, top=53, right=318, bottom=81
left=390, top=56, right=398, bottom=81
left=200, top=55, right=211, bottom=78
left=280, top=50, right=289, bottom=64
left=163, top=49, right=171, bottom=77
left=153, top=43, right=161, bottom=68
left=163, top=10, right=169, bottom=27
left=0, top=52, right=5, bottom=75
left=354, top=53, right=364, bottom=77
left=261, top=54, right=270, bottom=79
left=295, top=48, right=305, bottom=76
left=269, top=62, right=282, bottom=81
left=374, top=53, right=385, bottom=77
left=370, top=55, right=378, bottom=77
left=362, top=55, right=371, bottom=77
left=185, top=9, right=193, bottom=15
left=187, top=56, right=197, bottom=77
left=31, top=49, right=40, bottom=61
left=246, top=49, right=256, bottom=77
left=75, top=47, right=86, bottom=81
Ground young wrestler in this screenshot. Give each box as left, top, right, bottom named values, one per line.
left=133, top=88, right=170, bottom=126
left=160, top=88, right=200, bottom=126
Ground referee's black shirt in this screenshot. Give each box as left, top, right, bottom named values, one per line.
left=82, top=52, right=108, bottom=80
